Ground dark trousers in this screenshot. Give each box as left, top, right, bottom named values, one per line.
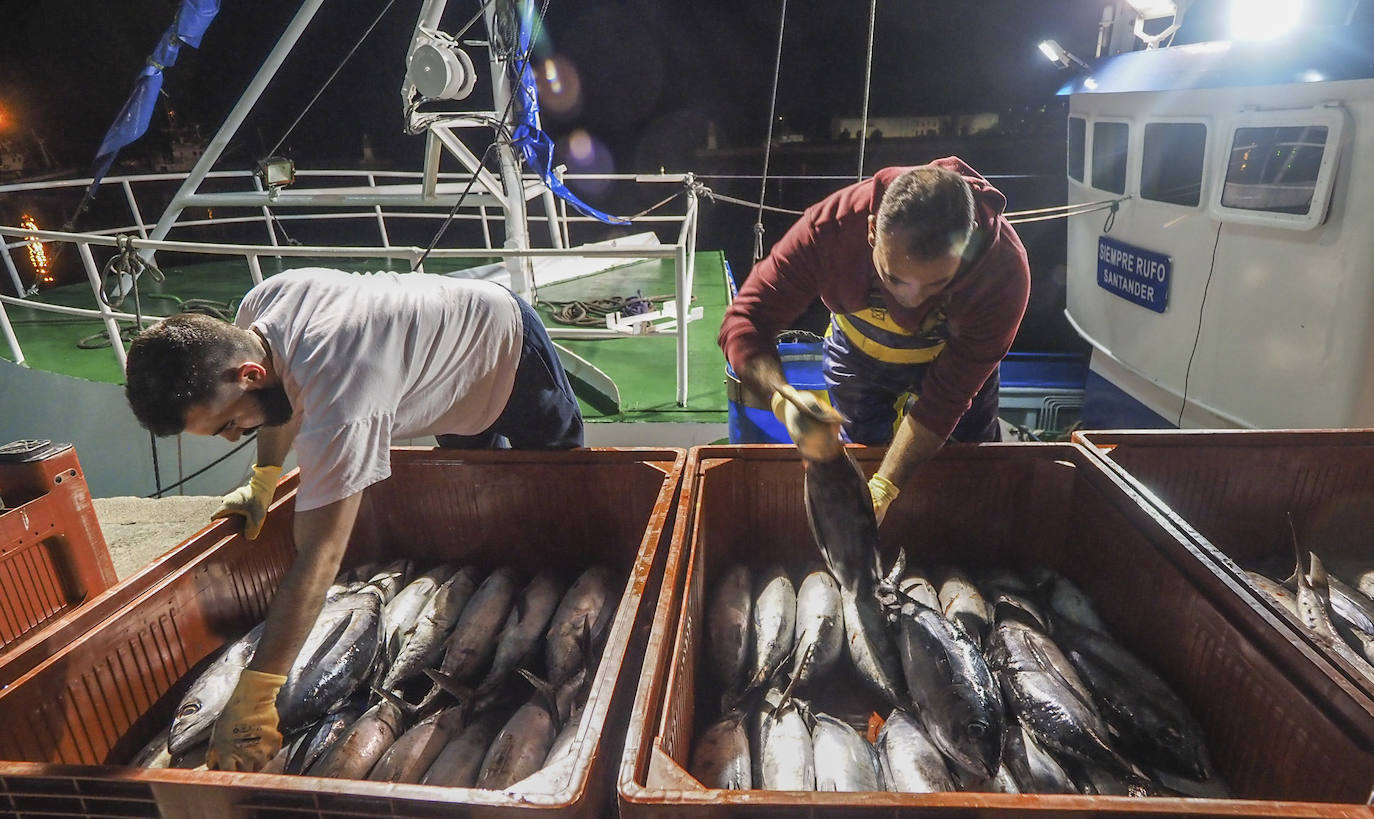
left=824, top=347, right=1002, bottom=445
left=437, top=294, right=584, bottom=450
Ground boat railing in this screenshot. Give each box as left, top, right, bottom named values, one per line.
left=0, top=168, right=701, bottom=405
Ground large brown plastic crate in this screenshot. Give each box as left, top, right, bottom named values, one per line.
left=618, top=444, right=1374, bottom=818
left=0, top=446, right=684, bottom=818
left=1074, top=428, right=1374, bottom=701
left=0, top=440, right=117, bottom=656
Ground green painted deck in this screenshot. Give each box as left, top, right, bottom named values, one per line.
left=1, top=253, right=732, bottom=425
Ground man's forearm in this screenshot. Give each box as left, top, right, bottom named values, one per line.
left=247, top=493, right=362, bottom=676
left=738, top=353, right=788, bottom=398
left=875, top=414, right=945, bottom=488
left=255, top=418, right=300, bottom=469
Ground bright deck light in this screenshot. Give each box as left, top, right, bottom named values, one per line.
left=1230, top=0, right=1302, bottom=40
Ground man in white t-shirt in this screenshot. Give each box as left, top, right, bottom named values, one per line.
left=123, top=267, right=583, bottom=771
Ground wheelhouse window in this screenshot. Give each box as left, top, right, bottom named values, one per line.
left=1068, top=117, right=1086, bottom=182
left=1091, top=121, right=1128, bottom=194
left=1221, top=125, right=1327, bottom=214
left=1142, top=123, right=1205, bottom=206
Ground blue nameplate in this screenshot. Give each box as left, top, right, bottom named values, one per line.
left=1097, top=236, right=1171, bottom=313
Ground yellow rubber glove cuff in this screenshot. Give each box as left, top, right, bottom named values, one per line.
left=206, top=668, right=287, bottom=773
left=868, top=474, right=900, bottom=523
left=212, top=464, right=282, bottom=540
left=770, top=386, right=843, bottom=461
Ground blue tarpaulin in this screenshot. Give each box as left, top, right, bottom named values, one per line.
left=510, top=2, right=628, bottom=225
left=89, top=0, right=221, bottom=193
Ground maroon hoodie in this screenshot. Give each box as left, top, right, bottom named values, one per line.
left=718, top=157, right=1030, bottom=440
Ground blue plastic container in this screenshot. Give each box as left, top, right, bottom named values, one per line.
left=726, top=339, right=831, bottom=444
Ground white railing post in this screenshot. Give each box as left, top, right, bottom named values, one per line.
left=1, top=241, right=23, bottom=296
left=367, top=174, right=392, bottom=251
left=121, top=180, right=149, bottom=238
left=247, top=253, right=265, bottom=286
left=76, top=242, right=129, bottom=371
left=0, top=300, right=25, bottom=367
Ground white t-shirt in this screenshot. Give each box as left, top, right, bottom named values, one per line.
left=235, top=268, right=522, bottom=511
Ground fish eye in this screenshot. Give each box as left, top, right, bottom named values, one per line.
left=967, top=720, right=988, bottom=738
left=178, top=703, right=200, bottom=717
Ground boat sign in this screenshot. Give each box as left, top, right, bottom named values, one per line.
left=1097, top=236, right=1170, bottom=313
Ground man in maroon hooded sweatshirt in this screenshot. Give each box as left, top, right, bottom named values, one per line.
left=719, top=158, right=1030, bottom=523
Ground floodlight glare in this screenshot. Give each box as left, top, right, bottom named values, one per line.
left=1038, top=39, right=1091, bottom=71
left=1126, top=0, right=1178, bottom=19
left=1230, top=0, right=1302, bottom=40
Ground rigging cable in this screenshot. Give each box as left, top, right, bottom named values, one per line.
left=754, top=0, right=789, bottom=264
left=1178, top=221, right=1224, bottom=427
left=146, top=432, right=258, bottom=498
left=856, top=0, right=877, bottom=180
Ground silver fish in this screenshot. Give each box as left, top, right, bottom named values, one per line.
left=758, top=697, right=815, bottom=790
left=748, top=565, right=796, bottom=692
left=419, top=712, right=505, bottom=787
left=362, top=559, right=413, bottom=603
left=382, top=566, right=482, bottom=690
left=690, top=712, right=751, bottom=790
left=284, top=702, right=366, bottom=775
left=368, top=706, right=466, bottom=783
left=440, top=566, right=522, bottom=683
left=706, top=563, right=753, bottom=693
left=789, top=570, right=844, bottom=688
left=381, top=565, right=452, bottom=663
left=1049, top=575, right=1108, bottom=633
left=1292, top=548, right=1374, bottom=681
left=168, top=621, right=265, bottom=756
left=545, top=565, right=617, bottom=686
left=811, top=713, right=882, bottom=792
left=1247, top=571, right=1300, bottom=617
left=277, top=589, right=383, bottom=730
left=478, top=569, right=566, bottom=695
left=131, top=727, right=172, bottom=769
left=307, top=699, right=405, bottom=780
left=891, top=592, right=1003, bottom=782
left=476, top=685, right=559, bottom=790
left=938, top=566, right=993, bottom=647
left=1001, top=722, right=1076, bottom=794
left=877, top=709, right=954, bottom=793
left=898, top=570, right=940, bottom=611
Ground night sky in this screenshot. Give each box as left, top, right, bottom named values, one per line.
left=0, top=0, right=1258, bottom=175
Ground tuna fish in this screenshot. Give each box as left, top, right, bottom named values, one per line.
left=788, top=570, right=844, bottom=688
left=438, top=566, right=523, bottom=684
left=362, top=560, right=413, bottom=603
left=938, top=567, right=993, bottom=647
left=756, top=694, right=815, bottom=790
left=419, top=712, right=506, bottom=787
left=1001, top=722, right=1076, bottom=794
left=368, top=706, right=466, bottom=783
left=748, top=565, right=797, bottom=693
left=889, top=592, right=1003, bottom=782
left=706, top=563, right=753, bottom=694
left=811, top=713, right=882, bottom=792
left=876, top=709, right=954, bottom=793
left=897, top=570, right=941, bottom=611
left=1291, top=544, right=1374, bottom=681
left=380, top=565, right=452, bottom=663
left=986, top=598, right=1130, bottom=777
left=690, top=712, right=751, bottom=790
left=1048, top=575, right=1108, bottom=633
left=545, top=565, right=617, bottom=687
left=130, top=727, right=173, bottom=769
left=1055, top=618, right=1211, bottom=780
left=283, top=701, right=366, bottom=775
left=168, top=622, right=265, bottom=756
left=307, top=698, right=406, bottom=780
left=1247, top=571, right=1300, bottom=617
left=476, top=675, right=560, bottom=790
left=277, top=588, right=383, bottom=730
left=381, top=566, right=481, bottom=690
left=477, top=569, right=565, bottom=695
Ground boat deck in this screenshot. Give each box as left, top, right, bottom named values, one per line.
left=1, top=252, right=733, bottom=427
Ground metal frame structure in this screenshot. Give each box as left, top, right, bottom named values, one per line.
left=2, top=0, right=703, bottom=405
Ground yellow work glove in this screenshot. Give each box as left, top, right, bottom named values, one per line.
left=868, top=473, right=900, bottom=525
left=206, top=668, right=287, bottom=773
left=770, top=384, right=844, bottom=461
left=212, top=464, right=282, bottom=540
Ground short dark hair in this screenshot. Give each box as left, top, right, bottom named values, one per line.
left=124, top=314, right=257, bottom=436
left=875, top=166, right=976, bottom=260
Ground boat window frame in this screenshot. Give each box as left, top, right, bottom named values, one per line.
left=1089, top=118, right=1131, bottom=195
left=1139, top=119, right=1209, bottom=208
left=1209, top=105, right=1349, bottom=231
left=1068, top=116, right=1087, bottom=183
